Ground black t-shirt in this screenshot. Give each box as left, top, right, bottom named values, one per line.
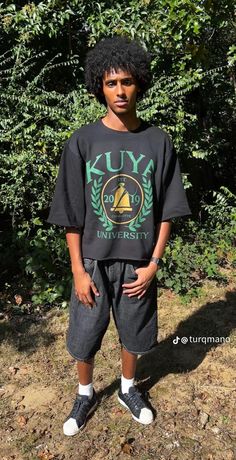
left=46, top=119, right=191, bottom=261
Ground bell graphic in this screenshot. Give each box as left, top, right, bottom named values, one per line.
left=111, top=183, right=132, bottom=214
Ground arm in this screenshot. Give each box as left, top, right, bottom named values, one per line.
left=66, top=228, right=99, bottom=308
left=122, top=220, right=172, bottom=299
left=151, top=220, right=172, bottom=261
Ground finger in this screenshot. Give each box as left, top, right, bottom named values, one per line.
left=122, top=280, right=140, bottom=288
left=128, top=290, right=144, bottom=298
left=91, top=281, right=100, bottom=296
left=138, top=289, right=147, bottom=299
left=123, top=282, right=145, bottom=293
left=86, top=292, right=96, bottom=307
left=76, top=291, right=89, bottom=305
left=81, top=294, right=93, bottom=308
left=80, top=294, right=88, bottom=304
left=123, top=287, right=144, bottom=297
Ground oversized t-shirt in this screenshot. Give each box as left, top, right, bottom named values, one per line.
left=46, top=119, right=191, bottom=261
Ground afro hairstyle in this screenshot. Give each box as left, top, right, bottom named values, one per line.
left=84, top=36, right=152, bottom=105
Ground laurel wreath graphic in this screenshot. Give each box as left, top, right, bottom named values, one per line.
left=91, top=176, right=153, bottom=232
left=91, top=176, right=113, bottom=231
left=128, top=177, right=153, bottom=231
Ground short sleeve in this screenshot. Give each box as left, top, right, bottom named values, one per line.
left=46, top=140, right=85, bottom=230
left=156, top=135, right=191, bottom=222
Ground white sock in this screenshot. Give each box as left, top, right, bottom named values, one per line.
left=78, top=382, right=93, bottom=399
left=121, top=375, right=134, bottom=394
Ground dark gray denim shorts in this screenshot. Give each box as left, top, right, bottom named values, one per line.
left=66, top=258, right=158, bottom=361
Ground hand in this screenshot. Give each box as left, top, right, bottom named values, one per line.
left=122, top=263, right=157, bottom=299
left=73, top=269, right=100, bottom=308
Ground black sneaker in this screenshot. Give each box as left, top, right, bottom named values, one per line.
left=118, top=386, right=154, bottom=425
left=63, top=390, right=98, bottom=436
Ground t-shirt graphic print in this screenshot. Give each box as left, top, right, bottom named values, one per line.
left=87, top=148, right=154, bottom=239
left=47, top=119, right=191, bottom=261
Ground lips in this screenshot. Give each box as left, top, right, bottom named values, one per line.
left=114, top=101, right=128, bottom=107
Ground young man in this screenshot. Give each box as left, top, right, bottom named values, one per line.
left=47, top=36, right=191, bottom=436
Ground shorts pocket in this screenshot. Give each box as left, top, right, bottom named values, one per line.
left=125, top=261, right=142, bottom=280
left=130, top=261, right=148, bottom=275
left=83, top=258, right=97, bottom=281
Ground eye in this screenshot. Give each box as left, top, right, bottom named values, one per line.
left=106, top=81, right=116, bottom=87
left=122, top=79, right=133, bottom=86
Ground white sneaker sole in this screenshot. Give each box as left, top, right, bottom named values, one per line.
left=117, top=395, right=153, bottom=425
left=63, top=400, right=98, bottom=436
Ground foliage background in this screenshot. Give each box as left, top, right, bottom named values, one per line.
left=0, top=0, right=235, bottom=304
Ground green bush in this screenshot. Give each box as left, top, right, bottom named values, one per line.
left=157, top=187, right=236, bottom=295
left=1, top=187, right=234, bottom=305
left=0, top=1, right=235, bottom=305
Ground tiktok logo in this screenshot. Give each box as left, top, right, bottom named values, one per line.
left=173, top=336, right=180, bottom=344
left=173, top=336, right=189, bottom=345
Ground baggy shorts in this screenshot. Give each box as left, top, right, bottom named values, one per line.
left=66, top=258, right=158, bottom=361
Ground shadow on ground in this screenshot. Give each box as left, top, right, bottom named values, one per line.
left=98, top=289, right=236, bottom=400
left=1, top=289, right=235, bottom=394
left=137, top=288, right=236, bottom=390
left=0, top=310, right=59, bottom=353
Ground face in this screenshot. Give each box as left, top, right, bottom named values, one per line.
left=102, top=68, right=140, bottom=114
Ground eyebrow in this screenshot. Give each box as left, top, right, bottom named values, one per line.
left=104, top=76, right=134, bottom=83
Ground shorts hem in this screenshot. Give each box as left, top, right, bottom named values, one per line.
left=121, top=341, right=159, bottom=356
left=66, top=343, right=98, bottom=362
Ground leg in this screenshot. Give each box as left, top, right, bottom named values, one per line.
left=121, top=347, right=137, bottom=379
left=112, top=261, right=154, bottom=424
left=118, top=349, right=154, bottom=425
left=64, top=259, right=109, bottom=436
left=63, top=356, right=97, bottom=436
left=77, top=357, right=94, bottom=384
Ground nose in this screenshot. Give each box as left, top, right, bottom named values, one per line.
left=116, top=81, right=126, bottom=97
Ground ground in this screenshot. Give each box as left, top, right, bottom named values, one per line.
left=0, top=268, right=235, bottom=460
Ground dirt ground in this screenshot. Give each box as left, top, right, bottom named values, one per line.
left=0, top=268, right=236, bottom=460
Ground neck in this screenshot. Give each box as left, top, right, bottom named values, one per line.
left=102, top=107, right=141, bottom=132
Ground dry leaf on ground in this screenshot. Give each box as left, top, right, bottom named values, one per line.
left=122, top=442, right=134, bottom=455
left=9, top=366, right=19, bottom=375
left=37, top=449, right=55, bottom=460
left=17, top=415, right=27, bottom=428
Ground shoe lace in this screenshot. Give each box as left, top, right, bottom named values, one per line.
left=70, top=395, right=90, bottom=420
left=127, top=389, right=146, bottom=411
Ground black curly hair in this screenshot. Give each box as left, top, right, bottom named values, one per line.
left=84, top=36, right=152, bottom=106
